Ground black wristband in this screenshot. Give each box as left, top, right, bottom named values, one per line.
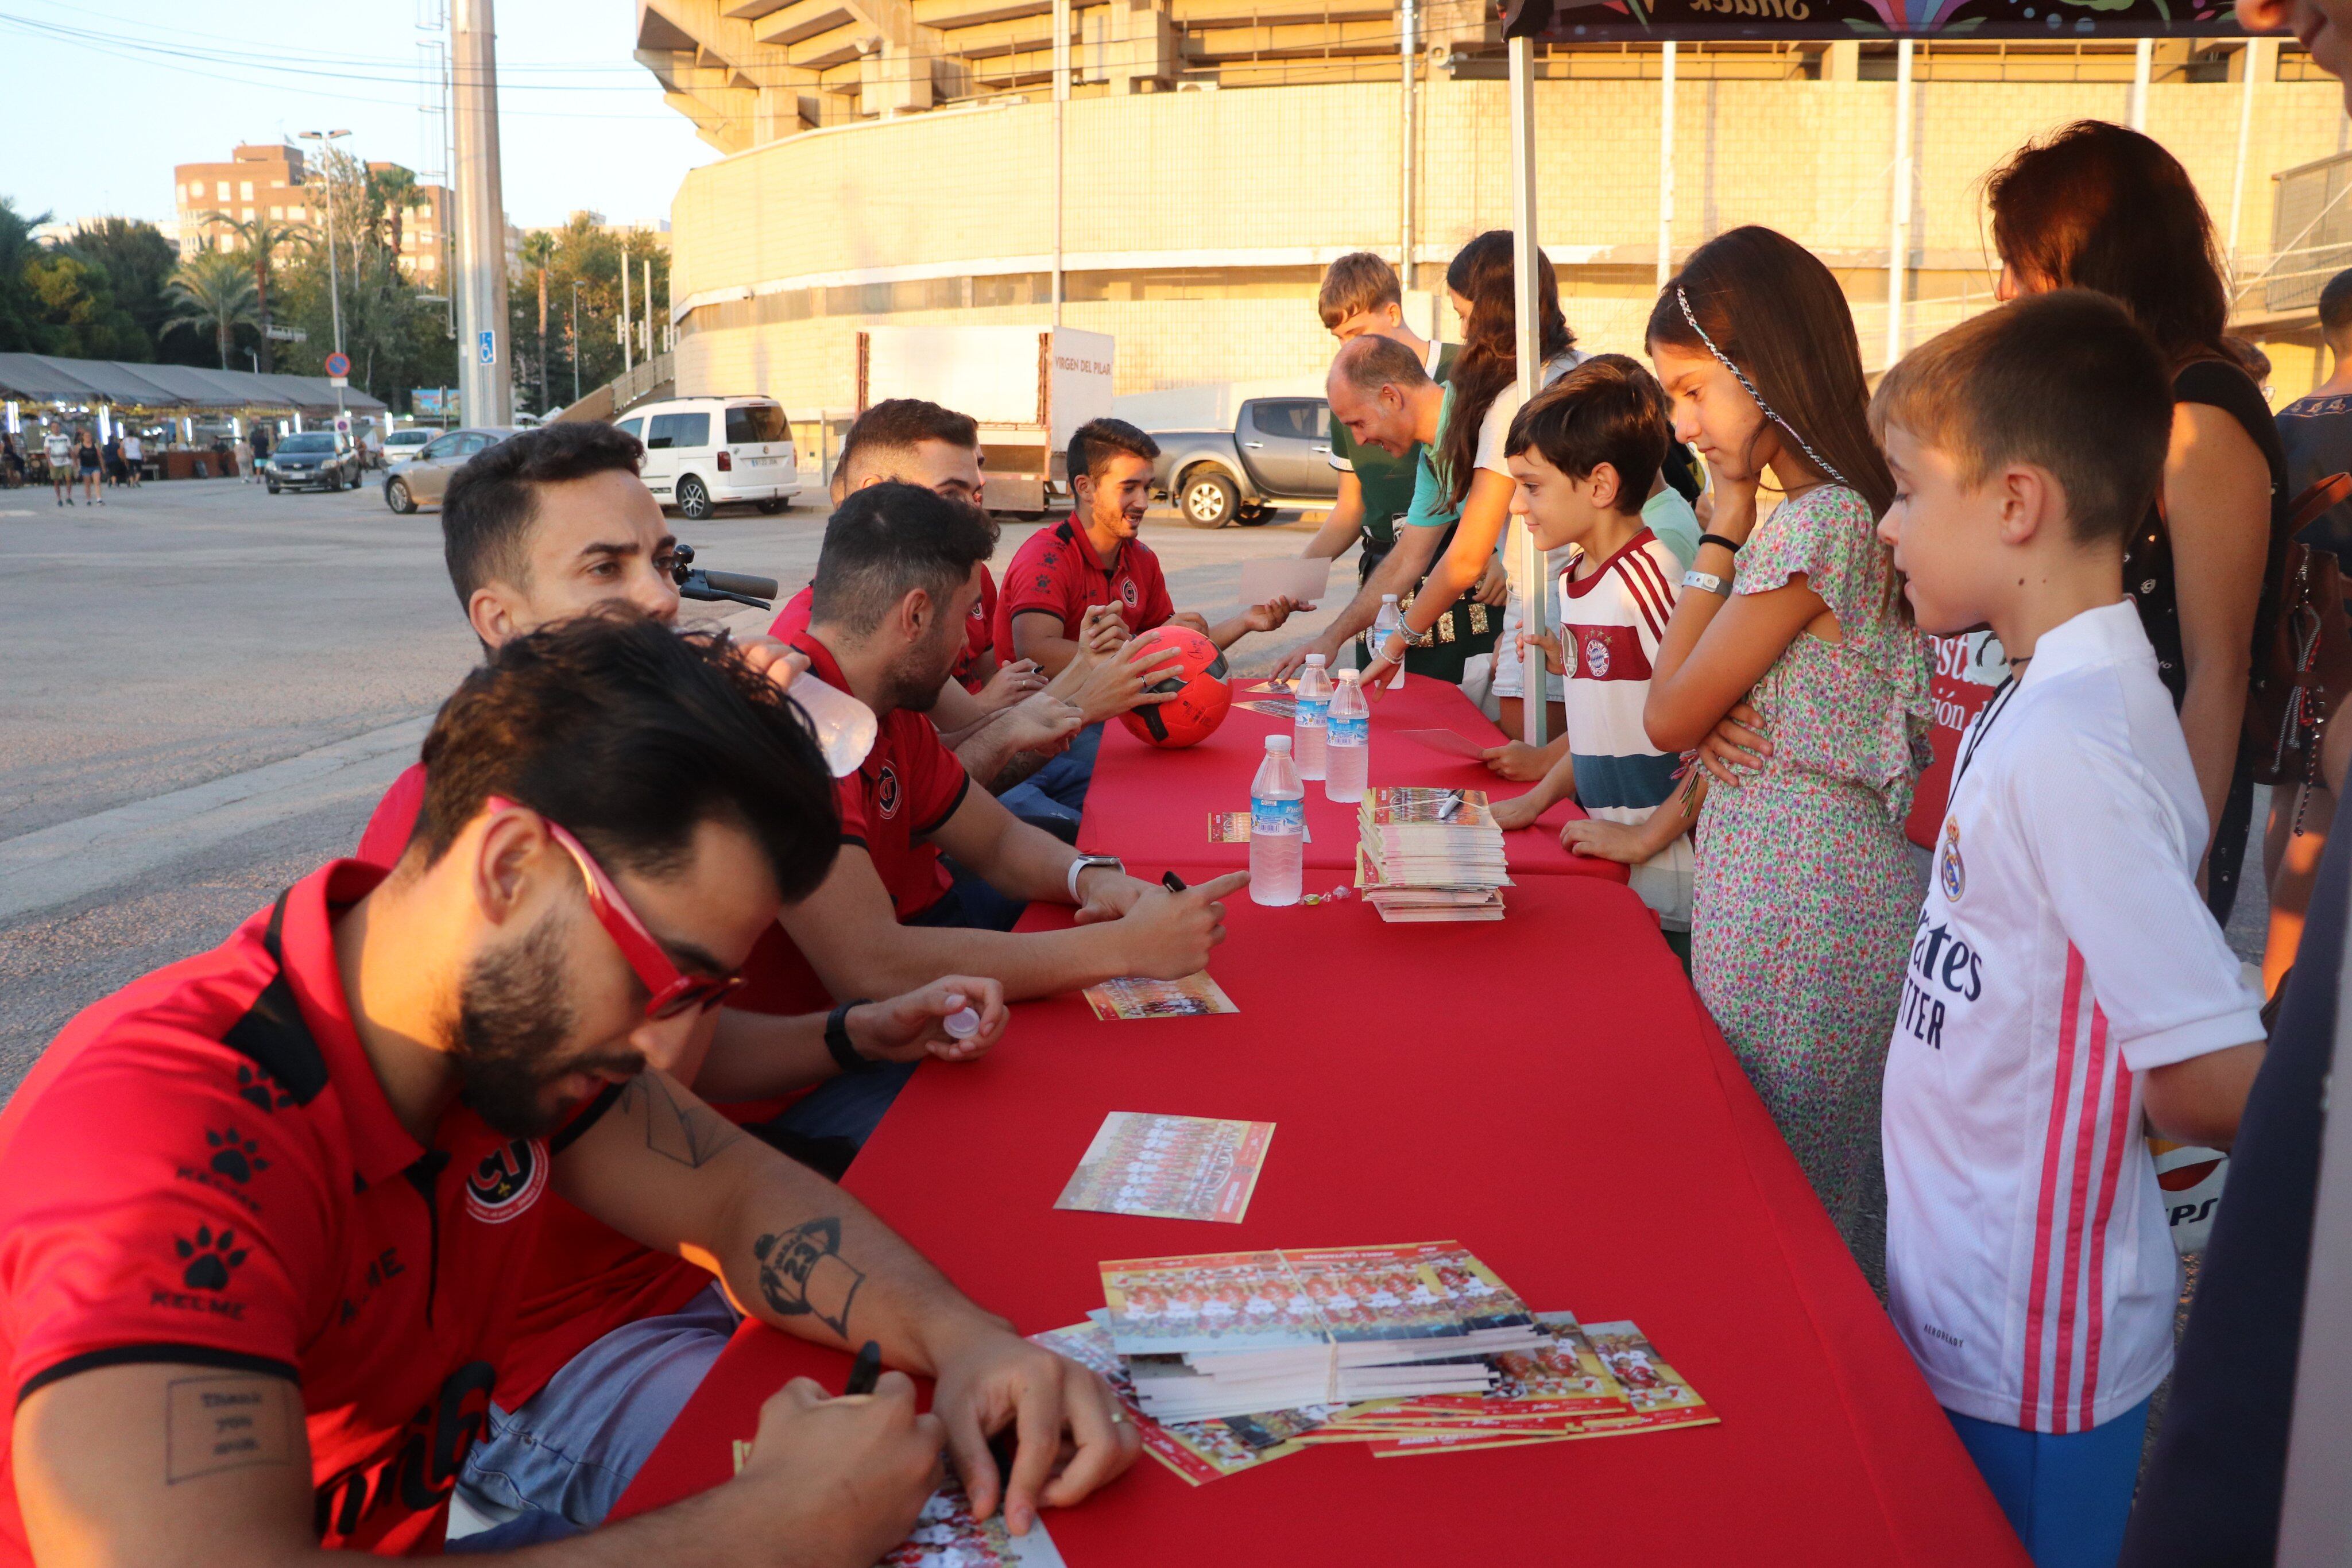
left=1697, top=533, right=1743, bottom=555
left=826, top=1000, right=883, bottom=1075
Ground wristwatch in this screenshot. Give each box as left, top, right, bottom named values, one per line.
left=1682, top=569, right=1731, bottom=598
left=1067, top=853, right=1125, bottom=902
left=826, top=1000, right=885, bottom=1075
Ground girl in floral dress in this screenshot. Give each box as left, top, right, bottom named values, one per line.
left=1640, top=227, right=1932, bottom=1264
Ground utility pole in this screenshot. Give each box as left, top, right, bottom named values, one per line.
left=451, top=0, right=512, bottom=425
left=570, top=279, right=581, bottom=405
left=536, top=260, right=549, bottom=415
left=1885, top=39, right=1914, bottom=373
left=1399, top=0, right=1416, bottom=292
left=1656, top=41, right=1676, bottom=291
left=1506, top=33, right=1545, bottom=748
left=643, top=256, right=653, bottom=358
left=620, top=252, right=633, bottom=375
left=1053, top=0, right=1068, bottom=326
left=298, top=129, right=351, bottom=418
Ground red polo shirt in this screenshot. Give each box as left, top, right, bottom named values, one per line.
left=771, top=566, right=998, bottom=695
left=0, top=861, right=608, bottom=1559
left=993, top=515, right=1174, bottom=666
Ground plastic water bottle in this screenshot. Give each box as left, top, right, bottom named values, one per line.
left=1249, top=734, right=1305, bottom=907
left=1325, top=671, right=1370, bottom=804
left=942, top=996, right=981, bottom=1042
left=1292, top=654, right=1333, bottom=780
left=787, top=673, right=880, bottom=778
left=1370, top=595, right=1408, bottom=688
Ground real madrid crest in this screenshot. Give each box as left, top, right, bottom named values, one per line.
left=1939, top=818, right=1965, bottom=901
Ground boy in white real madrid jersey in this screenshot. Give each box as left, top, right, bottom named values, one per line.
left=1870, top=291, right=2267, bottom=1568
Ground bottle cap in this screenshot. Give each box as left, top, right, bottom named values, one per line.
left=1380, top=594, right=1398, bottom=604
left=1305, top=653, right=1326, bottom=666
left=1337, top=669, right=1360, bottom=683
left=943, top=1004, right=981, bottom=1041
left=1267, top=734, right=1293, bottom=752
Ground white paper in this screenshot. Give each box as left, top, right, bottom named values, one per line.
left=1238, top=556, right=1332, bottom=609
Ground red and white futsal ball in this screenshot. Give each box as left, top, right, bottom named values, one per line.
left=1117, top=625, right=1232, bottom=749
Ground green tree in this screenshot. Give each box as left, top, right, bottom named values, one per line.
left=0, top=197, right=51, bottom=352
left=23, top=248, right=145, bottom=359
left=61, top=218, right=183, bottom=363
left=202, top=212, right=304, bottom=372
left=165, top=250, right=261, bottom=369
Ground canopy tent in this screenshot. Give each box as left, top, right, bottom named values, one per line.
left=0, top=353, right=386, bottom=416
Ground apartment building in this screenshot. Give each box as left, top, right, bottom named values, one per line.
left=171, top=143, right=456, bottom=283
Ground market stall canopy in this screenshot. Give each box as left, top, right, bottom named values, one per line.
left=1502, top=0, right=2262, bottom=40
left=0, top=354, right=386, bottom=415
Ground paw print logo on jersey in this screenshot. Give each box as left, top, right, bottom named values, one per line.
left=205, top=1126, right=269, bottom=1184
left=234, top=1064, right=295, bottom=1113
left=1939, top=819, right=1966, bottom=901
left=175, top=1225, right=249, bottom=1291
left=876, top=764, right=902, bottom=819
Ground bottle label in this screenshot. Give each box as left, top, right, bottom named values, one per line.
left=1295, top=697, right=1329, bottom=729
left=1251, top=794, right=1305, bottom=835
left=1328, top=714, right=1368, bottom=746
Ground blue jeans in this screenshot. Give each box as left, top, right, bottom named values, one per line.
left=995, top=721, right=1101, bottom=829
left=1946, top=1397, right=2150, bottom=1568
left=454, top=1281, right=742, bottom=1541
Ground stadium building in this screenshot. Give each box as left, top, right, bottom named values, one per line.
left=632, top=4, right=2347, bottom=424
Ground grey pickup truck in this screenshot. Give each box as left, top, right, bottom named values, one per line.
left=1148, top=396, right=1340, bottom=528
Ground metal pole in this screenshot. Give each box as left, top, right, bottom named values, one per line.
left=2130, top=36, right=2152, bottom=132
left=620, top=250, right=633, bottom=375
left=1053, top=0, right=1069, bottom=326
left=643, top=256, right=653, bottom=358
left=570, top=280, right=581, bottom=404
left=2228, top=39, right=2266, bottom=267
left=1656, top=40, right=1676, bottom=291
left=1507, top=33, right=1546, bottom=748
left=1399, top=0, right=1417, bottom=291
left=1885, top=39, right=1914, bottom=373
left=300, top=131, right=351, bottom=418
left=451, top=0, right=512, bottom=425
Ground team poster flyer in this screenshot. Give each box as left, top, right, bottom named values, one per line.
left=733, top=1446, right=1065, bottom=1566
left=1082, top=973, right=1239, bottom=1021
left=1054, top=1112, right=1276, bottom=1225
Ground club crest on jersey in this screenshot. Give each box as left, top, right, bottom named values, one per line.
left=1939, top=819, right=1965, bottom=901
left=464, top=1139, right=548, bottom=1224
left=877, top=764, right=902, bottom=819
left=1120, top=579, right=1139, bottom=609
left=1558, top=637, right=1577, bottom=678
left=1583, top=636, right=1611, bottom=679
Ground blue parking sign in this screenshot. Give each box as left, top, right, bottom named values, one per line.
left=477, top=330, right=496, bottom=366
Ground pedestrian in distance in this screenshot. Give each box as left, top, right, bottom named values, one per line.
left=73, top=428, right=102, bottom=507
left=237, top=427, right=257, bottom=483
left=1, top=431, right=24, bottom=489
left=120, top=428, right=142, bottom=489
left=42, top=427, right=73, bottom=506
left=102, top=430, right=125, bottom=490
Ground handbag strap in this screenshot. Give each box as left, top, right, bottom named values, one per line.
left=2288, top=473, right=2352, bottom=535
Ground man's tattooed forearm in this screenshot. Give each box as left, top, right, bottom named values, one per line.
left=620, top=1073, right=744, bottom=1168
left=752, top=1216, right=866, bottom=1338
left=164, top=1375, right=296, bottom=1485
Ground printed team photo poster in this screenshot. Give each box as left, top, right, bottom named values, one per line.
left=733, top=1443, right=1066, bottom=1565
left=1581, top=1322, right=1717, bottom=1433
left=1054, top=1112, right=1277, bottom=1225
left=1082, top=973, right=1240, bottom=1022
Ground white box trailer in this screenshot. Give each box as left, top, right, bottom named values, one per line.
left=854, top=326, right=1113, bottom=516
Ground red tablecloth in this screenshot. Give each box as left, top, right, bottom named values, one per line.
left=1080, top=674, right=1628, bottom=884
left=612, top=872, right=2022, bottom=1566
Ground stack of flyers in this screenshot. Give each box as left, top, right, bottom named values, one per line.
left=1584, top=1321, right=1718, bottom=1434
left=1053, top=1112, right=1275, bottom=1225
left=1354, top=788, right=1510, bottom=922
left=1098, top=1241, right=1544, bottom=1422
left=732, top=1443, right=1065, bottom=1565
left=1081, top=973, right=1239, bottom=1021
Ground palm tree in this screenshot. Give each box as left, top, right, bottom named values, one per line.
left=203, top=212, right=301, bottom=372
left=165, top=250, right=260, bottom=369
left=520, top=230, right=558, bottom=414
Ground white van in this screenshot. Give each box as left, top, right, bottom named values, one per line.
left=617, top=396, right=799, bottom=521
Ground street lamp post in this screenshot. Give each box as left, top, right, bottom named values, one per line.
left=297, top=129, right=352, bottom=419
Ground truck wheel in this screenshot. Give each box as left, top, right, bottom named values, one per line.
left=1178, top=469, right=1239, bottom=529
left=676, top=476, right=713, bottom=521
left=385, top=478, right=416, bottom=515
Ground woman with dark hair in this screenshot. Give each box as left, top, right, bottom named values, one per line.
left=1363, top=231, right=1587, bottom=735
left=1641, top=226, right=1932, bottom=1262
left=1987, top=120, right=2286, bottom=926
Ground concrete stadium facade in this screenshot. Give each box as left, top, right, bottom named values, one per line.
left=636, top=21, right=2347, bottom=426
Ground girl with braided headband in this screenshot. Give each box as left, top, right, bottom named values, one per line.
left=1639, top=225, right=1932, bottom=1270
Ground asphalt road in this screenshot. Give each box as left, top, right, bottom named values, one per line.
left=0, top=476, right=1351, bottom=1097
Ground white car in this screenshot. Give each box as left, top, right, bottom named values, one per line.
left=382, top=428, right=435, bottom=466
left=616, top=396, right=798, bottom=521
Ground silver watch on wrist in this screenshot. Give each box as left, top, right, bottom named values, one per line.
left=1067, top=853, right=1124, bottom=902
left=1681, top=569, right=1731, bottom=598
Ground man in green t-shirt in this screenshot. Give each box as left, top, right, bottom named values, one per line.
left=1271, top=253, right=1504, bottom=685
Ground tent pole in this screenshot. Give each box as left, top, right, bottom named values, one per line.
left=1508, top=33, right=1546, bottom=748
left=1885, top=39, right=1914, bottom=374
left=1657, top=40, right=1676, bottom=292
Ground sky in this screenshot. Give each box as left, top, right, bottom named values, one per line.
left=0, top=0, right=717, bottom=231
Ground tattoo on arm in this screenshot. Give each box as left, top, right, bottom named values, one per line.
left=620, top=1074, right=744, bottom=1168
left=164, top=1375, right=296, bottom=1485
left=752, top=1217, right=866, bottom=1338
left=988, top=748, right=1050, bottom=792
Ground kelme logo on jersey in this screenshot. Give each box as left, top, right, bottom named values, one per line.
left=463, top=1139, right=548, bottom=1224
left=1940, top=819, right=1965, bottom=901
left=876, top=764, right=902, bottom=819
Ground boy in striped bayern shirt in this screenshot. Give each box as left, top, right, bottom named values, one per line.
left=1488, top=355, right=1697, bottom=959
left=1871, top=291, right=2266, bottom=1567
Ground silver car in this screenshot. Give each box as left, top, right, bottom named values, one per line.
left=382, top=427, right=521, bottom=514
